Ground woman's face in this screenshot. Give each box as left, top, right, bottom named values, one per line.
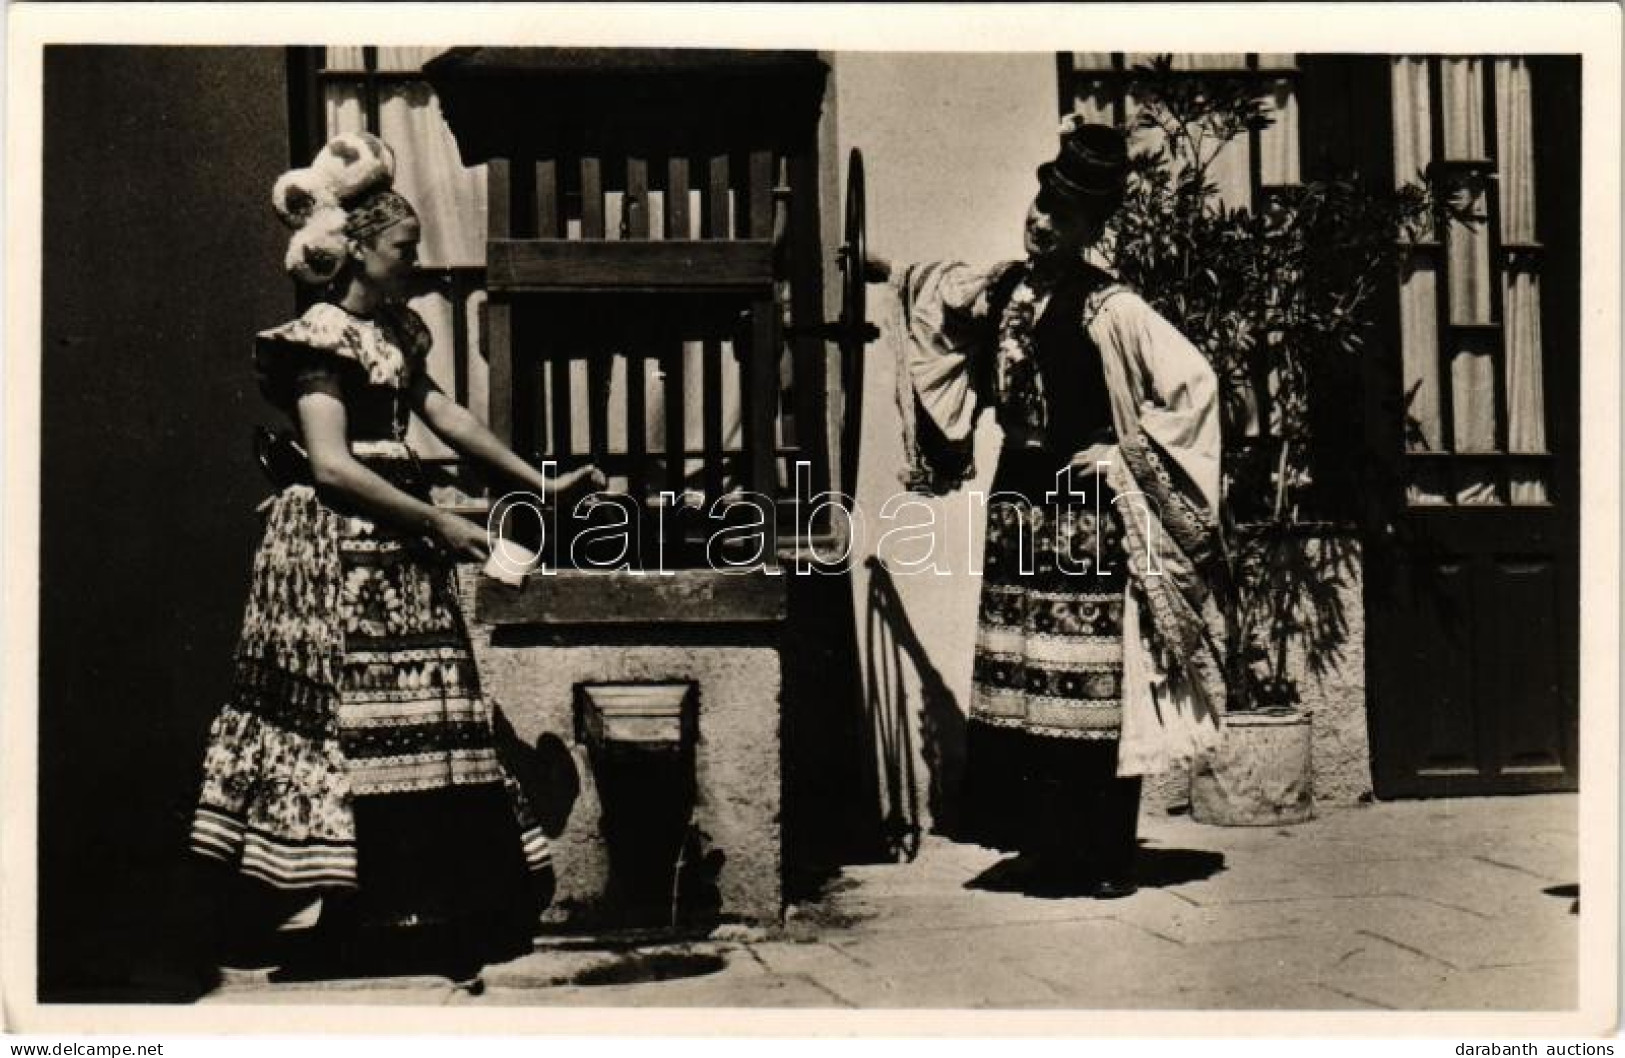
left=1023, top=190, right=1103, bottom=261
left=354, top=217, right=421, bottom=299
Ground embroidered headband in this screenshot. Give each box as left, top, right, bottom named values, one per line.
left=272, top=132, right=415, bottom=286
left=344, top=189, right=418, bottom=244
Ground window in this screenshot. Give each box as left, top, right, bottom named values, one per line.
left=1061, top=52, right=1301, bottom=209
left=1392, top=56, right=1550, bottom=506
left=1058, top=53, right=1310, bottom=520
left=294, top=46, right=490, bottom=472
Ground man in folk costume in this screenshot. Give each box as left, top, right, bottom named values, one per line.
left=870, top=119, right=1227, bottom=897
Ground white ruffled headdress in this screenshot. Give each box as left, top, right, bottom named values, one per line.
left=271, top=132, right=398, bottom=285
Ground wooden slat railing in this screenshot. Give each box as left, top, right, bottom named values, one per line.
left=482, top=139, right=829, bottom=545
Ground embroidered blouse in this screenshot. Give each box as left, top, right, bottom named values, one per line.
left=254, top=302, right=432, bottom=444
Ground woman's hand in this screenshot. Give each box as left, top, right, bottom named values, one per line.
left=554, top=464, right=608, bottom=499
left=431, top=509, right=491, bottom=562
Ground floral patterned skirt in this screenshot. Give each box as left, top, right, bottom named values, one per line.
left=190, top=452, right=550, bottom=936
left=960, top=457, right=1141, bottom=858
left=968, top=462, right=1128, bottom=740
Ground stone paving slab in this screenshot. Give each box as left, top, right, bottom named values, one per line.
left=797, top=958, right=1070, bottom=1009
left=1185, top=856, right=1570, bottom=917
left=1325, top=960, right=1578, bottom=1011
left=1137, top=981, right=1390, bottom=1011
left=1360, top=910, right=1579, bottom=972
left=454, top=973, right=843, bottom=1008
left=1177, top=931, right=1447, bottom=986
left=996, top=928, right=1444, bottom=1010
left=801, top=886, right=1129, bottom=934
left=832, top=917, right=1185, bottom=976
left=747, top=939, right=871, bottom=977
left=1472, top=845, right=1579, bottom=886
left=203, top=985, right=459, bottom=1005
left=203, top=794, right=1583, bottom=1013
left=1112, top=892, right=1488, bottom=946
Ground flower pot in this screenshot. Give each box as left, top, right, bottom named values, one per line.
left=1190, top=709, right=1314, bottom=826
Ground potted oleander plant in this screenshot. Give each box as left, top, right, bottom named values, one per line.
left=1108, top=56, right=1461, bottom=823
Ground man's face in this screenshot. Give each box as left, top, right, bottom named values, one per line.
left=1023, top=188, right=1101, bottom=261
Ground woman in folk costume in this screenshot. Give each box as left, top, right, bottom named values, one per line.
left=875, top=119, right=1226, bottom=897
left=190, top=133, right=602, bottom=978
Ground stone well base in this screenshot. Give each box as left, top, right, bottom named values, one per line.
left=462, top=570, right=785, bottom=927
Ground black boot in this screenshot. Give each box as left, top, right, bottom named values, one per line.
left=1090, top=775, right=1142, bottom=899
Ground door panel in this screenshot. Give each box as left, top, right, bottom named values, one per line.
left=1369, top=509, right=1576, bottom=796
left=1304, top=54, right=1580, bottom=797
left=1416, top=558, right=1475, bottom=777
left=1489, top=555, right=1567, bottom=776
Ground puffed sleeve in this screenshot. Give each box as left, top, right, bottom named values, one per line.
left=254, top=302, right=427, bottom=411
left=253, top=303, right=371, bottom=411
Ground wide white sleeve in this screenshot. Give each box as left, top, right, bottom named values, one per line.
left=1093, top=292, right=1222, bottom=514
left=892, top=260, right=1002, bottom=443
left=1094, top=291, right=1228, bottom=779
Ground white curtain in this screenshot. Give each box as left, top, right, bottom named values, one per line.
left=1259, top=74, right=1301, bottom=186
left=1390, top=55, right=1549, bottom=506
left=322, top=47, right=486, bottom=267
left=1392, top=57, right=1441, bottom=505
left=1497, top=58, right=1548, bottom=504
left=1124, top=55, right=1296, bottom=214
left=1109, top=53, right=1300, bottom=442
left=1441, top=59, right=1494, bottom=327
left=1438, top=59, right=1498, bottom=505
left=1128, top=53, right=1250, bottom=70
left=1070, top=83, right=1117, bottom=126
left=1069, top=55, right=1298, bottom=205
left=378, top=86, right=487, bottom=267
left=1205, top=124, right=1253, bottom=209
left=1121, top=94, right=1252, bottom=209
left=322, top=48, right=476, bottom=458
left=1070, top=52, right=1115, bottom=71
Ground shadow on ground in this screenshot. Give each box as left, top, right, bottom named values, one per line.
left=964, top=842, right=1225, bottom=899
left=569, top=950, right=727, bottom=987
left=1544, top=882, right=1579, bottom=914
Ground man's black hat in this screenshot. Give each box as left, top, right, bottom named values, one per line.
left=1038, top=121, right=1129, bottom=206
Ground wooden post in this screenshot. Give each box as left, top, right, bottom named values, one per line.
left=486, top=157, right=514, bottom=446
left=746, top=148, right=779, bottom=498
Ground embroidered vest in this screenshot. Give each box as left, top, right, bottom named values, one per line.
left=986, top=262, right=1117, bottom=492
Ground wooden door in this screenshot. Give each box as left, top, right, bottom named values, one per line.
left=1357, top=56, right=1580, bottom=797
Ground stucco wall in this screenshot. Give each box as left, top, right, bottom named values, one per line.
left=825, top=53, right=1058, bottom=839
left=40, top=46, right=294, bottom=1000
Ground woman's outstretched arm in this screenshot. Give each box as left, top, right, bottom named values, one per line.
left=297, top=373, right=491, bottom=561
left=410, top=375, right=603, bottom=500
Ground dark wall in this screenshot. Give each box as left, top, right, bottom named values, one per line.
left=40, top=46, right=292, bottom=1000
